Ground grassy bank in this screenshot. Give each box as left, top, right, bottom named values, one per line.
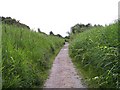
left=2, top=24, right=64, bottom=88
left=69, top=23, right=119, bottom=88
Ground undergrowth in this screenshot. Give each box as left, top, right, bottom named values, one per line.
left=69, top=22, right=119, bottom=88
left=2, top=24, right=64, bottom=88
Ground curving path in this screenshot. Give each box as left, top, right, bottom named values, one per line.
left=44, top=42, right=86, bottom=88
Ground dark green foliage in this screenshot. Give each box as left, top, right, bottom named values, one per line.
left=1, top=16, right=30, bottom=29
left=55, top=34, right=63, bottom=38
left=38, top=28, right=41, bottom=33
left=69, top=22, right=119, bottom=88
left=64, top=36, right=70, bottom=42
left=49, top=31, right=63, bottom=38
left=49, top=31, right=54, bottom=35
left=70, top=23, right=94, bottom=34
left=2, top=24, right=64, bottom=88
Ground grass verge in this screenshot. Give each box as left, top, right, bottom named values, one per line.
left=2, top=24, right=64, bottom=88
left=69, top=22, right=119, bottom=88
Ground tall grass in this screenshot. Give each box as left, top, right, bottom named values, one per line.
left=0, top=18, right=2, bottom=90
left=69, top=23, right=119, bottom=88
left=2, top=24, right=64, bottom=88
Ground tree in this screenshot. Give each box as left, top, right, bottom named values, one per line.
left=1, top=16, right=30, bottom=29
left=38, top=28, right=41, bottom=33
left=86, top=23, right=92, bottom=27
left=49, top=31, right=54, bottom=35
left=56, top=34, right=62, bottom=38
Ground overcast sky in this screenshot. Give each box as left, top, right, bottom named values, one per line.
left=0, top=0, right=119, bottom=37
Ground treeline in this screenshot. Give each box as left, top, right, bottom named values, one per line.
left=0, top=16, right=30, bottom=29
left=49, top=31, right=63, bottom=38
left=38, top=28, right=69, bottom=42
left=70, top=23, right=103, bottom=34
left=68, top=23, right=103, bottom=41
left=38, top=29, right=63, bottom=38
left=0, top=16, right=65, bottom=39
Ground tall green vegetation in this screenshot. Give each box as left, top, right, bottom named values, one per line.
left=2, top=23, right=64, bottom=88
left=69, top=22, right=119, bottom=88
left=0, top=17, right=2, bottom=90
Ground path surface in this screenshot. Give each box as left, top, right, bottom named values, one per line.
left=44, top=43, right=86, bottom=88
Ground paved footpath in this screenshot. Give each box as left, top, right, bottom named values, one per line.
left=44, top=43, right=87, bottom=88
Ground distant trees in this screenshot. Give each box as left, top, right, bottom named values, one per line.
left=49, top=31, right=64, bottom=38
left=70, top=23, right=103, bottom=35
left=38, top=28, right=41, bottom=33
left=71, top=23, right=92, bottom=34
left=86, top=23, right=92, bottom=27
left=49, top=31, right=54, bottom=35
left=1, top=16, right=30, bottom=29
left=37, top=28, right=48, bottom=35
left=65, top=36, right=70, bottom=39
left=55, top=34, right=62, bottom=38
